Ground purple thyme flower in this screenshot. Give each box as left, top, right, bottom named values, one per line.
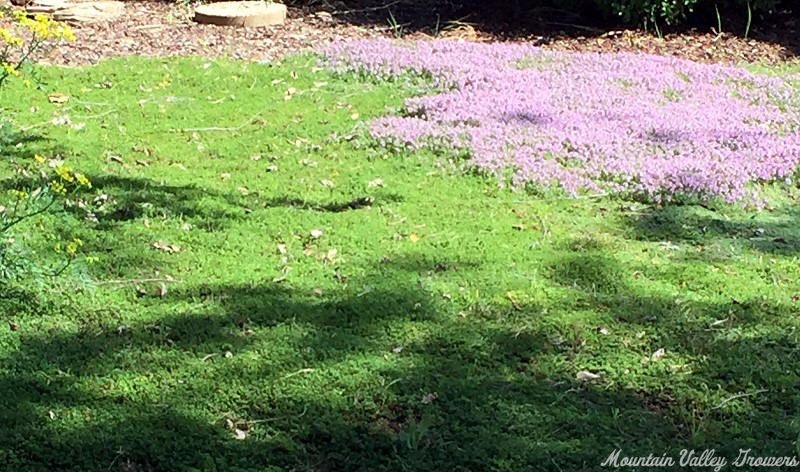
left=321, top=39, right=800, bottom=204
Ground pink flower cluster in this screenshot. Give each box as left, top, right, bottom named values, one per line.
left=322, top=39, right=800, bottom=204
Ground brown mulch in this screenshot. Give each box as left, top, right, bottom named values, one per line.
left=2, top=1, right=798, bottom=66
left=32, top=3, right=388, bottom=65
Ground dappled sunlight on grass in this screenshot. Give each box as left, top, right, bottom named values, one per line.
left=0, top=53, right=798, bottom=471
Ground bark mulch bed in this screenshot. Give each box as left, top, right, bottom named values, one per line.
left=1, top=0, right=798, bottom=66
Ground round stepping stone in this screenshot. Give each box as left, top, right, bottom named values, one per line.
left=34, top=1, right=126, bottom=22
left=194, top=1, right=287, bottom=27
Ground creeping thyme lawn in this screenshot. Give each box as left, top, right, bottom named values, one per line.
left=1, top=51, right=800, bottom=471
left=324, top=40, right=800, bottom=205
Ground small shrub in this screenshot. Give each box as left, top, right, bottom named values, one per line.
left=0, top=8, right=74, bottom=87
left=606, top=0, right=698, bottom=24
left=0, top=154, right=92, bottom=280
left=0, top=9, right=81, bottom=282
left=595, top=0, right=783, bottom=25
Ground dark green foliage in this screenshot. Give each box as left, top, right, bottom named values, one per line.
left=466, top=0, right=787, bottom=26
left=595, top=0, right=785, bottom=25
left=600, top=0, right=700, bottom=24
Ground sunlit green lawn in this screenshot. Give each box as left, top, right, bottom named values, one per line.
left=1, top=55, right=799, bottom=471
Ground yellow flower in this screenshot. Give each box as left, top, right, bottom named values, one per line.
left=2, top=63, right=19, bottom=77
left=65, top=238, right=82, bottom=256
left=34, top=154, right=46, bottom=164
left=74, top=173, right=91, bottom=188
left=10, top=189, right=28, bottom=199
left=61, top=25, right=76, bottom=42
left=55, top=164, right=75, bottom=183
left=0, top=28, right=23, bottom=47
left=50, top=181, right=66, bottom=195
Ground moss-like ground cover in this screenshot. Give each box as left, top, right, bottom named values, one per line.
left=1, top=54, right=799, bottom=471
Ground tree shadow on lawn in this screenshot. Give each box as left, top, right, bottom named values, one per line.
left=62, top=175, right=404, bottom=230
left=0, top=315, right=676, bottom=470
left=622, top=203, right=800, bottom=255
left=0, top=128, right=50, bottom=160
left=81, top=175, right=250, bottom=232
left=0, top=121, right=71, bottom=165
left=262, top=193, right=403, bottom=213
left=546, top=238, right=800, bottom=453
left=4, top=245, right=800, bottom=470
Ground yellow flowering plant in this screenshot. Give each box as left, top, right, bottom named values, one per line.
left=0, top=7, right=85, bottom=280
left=0, top=154, right=93, bottom=280
left=0, top=9, right=83, bottom=280
left=0, top=7, right=74, bottom=88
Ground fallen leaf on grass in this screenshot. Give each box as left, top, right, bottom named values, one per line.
left=320, top=179, right=335, bottom=188
left=421, top=392, right=438, bottom=404
left=367, top=178, right=384, bottom=188
left=48, top=93, right=69, bottom=104
left=272, top=266, right=290, bottom=283
left=152, top=241, right=181, bottom=254
left=650, top=348, right=666, bottom=361
left=309, top=229, right=323, bottom=239
left=324, top=248, right=338, bottom=263
left=224, top=418, right=249, bottom=440
left=506, top=292, right=522, bottom=311
left=276, top=243, right=288, bottom=254
left=51, top=114, right=72, bottom=126
left=576, top=370, right=602, bottom=382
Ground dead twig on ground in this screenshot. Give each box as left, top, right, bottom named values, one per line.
left=711, top=389, right=768, bottom=410
left=169, top=114, right=264, bottom=133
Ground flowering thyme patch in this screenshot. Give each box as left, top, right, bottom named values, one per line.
left=322, top=39, right=800, bottom=204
